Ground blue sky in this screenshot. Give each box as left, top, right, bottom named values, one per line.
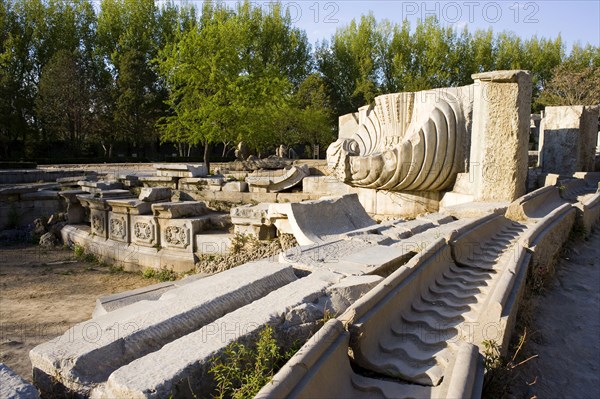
left=220, top=0, right=600, bottom=49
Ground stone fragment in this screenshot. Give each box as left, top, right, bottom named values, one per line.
left=30, top=262, right=297, bottom=396
left=267, top=194, right=376, bottom=245
left=222, top=181, right=248, bottom=192
left=151, top=201, right=209, bottom=219
left=246, top=164, right=309, bottom=193
left=39, top=232, right=58, bottom=247
left=327, top=275, right=383, bottom=314
left=95, top=271, right=339, bottom=399
left=538, top=105, right=599, bottom=174
left=0, top=363, right=40, bottom=399
left=138, top=187, right=172, bottom=202
left=154, top=163, right=208, bottom=178
left=469, top=70, right=532, bottom=201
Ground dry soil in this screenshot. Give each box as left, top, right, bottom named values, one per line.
left=0, top=244, right=156, bottom=382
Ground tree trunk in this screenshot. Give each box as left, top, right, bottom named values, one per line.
left=203, top=140, right=210, bottom=173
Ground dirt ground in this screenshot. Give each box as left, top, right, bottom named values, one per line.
left=510, top=229, right=600, bottom=398
left=0, top=244, right=156, bottom=382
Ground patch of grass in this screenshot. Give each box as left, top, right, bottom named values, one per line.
left=109, top=264, right=125, bottom=274
left=73, top=245, right=85, bottom=258
left=142, top=266, right=178, bottom=282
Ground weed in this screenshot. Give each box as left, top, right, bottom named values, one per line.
left=209, top=325, right=297, bottom=399
left=73, top=245, right=85, bottom=258
left=109, top=264, right=124, bottom=274
left=142, top=266, right=177, bottom=282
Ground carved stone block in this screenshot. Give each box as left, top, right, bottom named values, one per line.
left=108, top=212, right=129, bottom=243
left=130, top=215, right=158, bottom=248
left=90, top=209, right=108, bottom=239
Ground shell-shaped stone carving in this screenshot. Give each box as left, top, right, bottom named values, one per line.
left=327, top=91, right=464, bottom=192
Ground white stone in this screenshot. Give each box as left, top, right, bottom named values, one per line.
left=138, top=187, right=172, bottom=202
left=96, top=271, right=340, bottom=399
left=30, top=262, right=297, bottom=396
left=153, top=163, right=208, bottom=178
left=267, top=194, right=376, bottom=245
left=0, top=363, right=39, bottom=399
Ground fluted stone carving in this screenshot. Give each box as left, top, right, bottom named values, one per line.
left=327, top=90, right=466, bottom=192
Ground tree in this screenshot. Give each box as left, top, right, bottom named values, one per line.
left=158, top=1, right=312, bottom=167
left=539, top=63, right=600, bottom=106
left=292, top=73, right=335, bottom=157
left=35, top=50, right=92, bottom=149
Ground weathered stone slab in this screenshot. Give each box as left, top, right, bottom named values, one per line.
left=0, top=183, right=59, bottom=196
left=95, top=189, right=133, bottom=199
left=469, top=70, right=532, bottom=201
left=327, top=275, right=383, bottom=314
left=195, top=232, right=233, bottom=255
left=151, top=201, right=209, bottom=219
left=246, top=164, right=309, bottom=193
left=78, top=180, right=123, bottom=193
left=154, top=163, right=208, bottom=178
left=0, top=363, right=39, bottom=399
left=267, top=194, right=376, bottom=245
left=230, top=203, right=276, bottom=239
left=19, top=190, right=59, bottom=200
left=539, top=105, right=599, bottom=174
left=178, top=176, right=225, bottom=191
left=222, top=181, right=248, bottom=192
left=30, top=262, right=297, bottom=396
left=302, top=175, right=353, bottom=195
left=138, top=176, right=178, bottom=188
left=281, top=239, right=411, bottom=276
left=96, top=270, right=340, bottom=399
left=106, top=199, right=152, bottom=215
left=92, top=274, right=207, bottom=318
left=138, top=187, right=172, bottom=202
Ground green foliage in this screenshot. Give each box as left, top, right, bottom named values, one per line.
left=73, top=244, right=85, bottom=258
left=482, top=339, right=502, bottom=372
left=209, top=324, right=296, bottom=399
left=142, top=266, right=178, bottom=282
left=73, top=245, right=99, bottom=263
left=1, top=1, right=597, bottom=161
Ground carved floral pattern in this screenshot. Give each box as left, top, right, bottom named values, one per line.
left=165, top=226, right=188, bottom=247
left=134, top=222, right=152, bottom=241
left=110, top=217, right=126, bottom=239
left=91, top=214, right=104, bottom=234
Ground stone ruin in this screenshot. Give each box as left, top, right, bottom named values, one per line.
left=0, top=70, right=599, bottom=398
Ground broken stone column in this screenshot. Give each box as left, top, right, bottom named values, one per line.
left=58, top=190, right=87, bottom=224
left=470, top=70, right=532, bottom=201
left=538, top=105, right=599, bottom=174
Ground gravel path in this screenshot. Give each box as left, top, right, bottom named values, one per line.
left=511, top=229, right=600, bottom=398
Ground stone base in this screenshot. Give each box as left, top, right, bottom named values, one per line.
left=61, top=225, right=197, bottom=272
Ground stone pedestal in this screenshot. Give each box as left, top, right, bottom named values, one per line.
left=470, top=70, right=532, bottom=201
left=78, top=196, right=111, bottom=239
left=106, top=199, right=154, bottom=244
left=538, top=105, right=599, bottom=174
